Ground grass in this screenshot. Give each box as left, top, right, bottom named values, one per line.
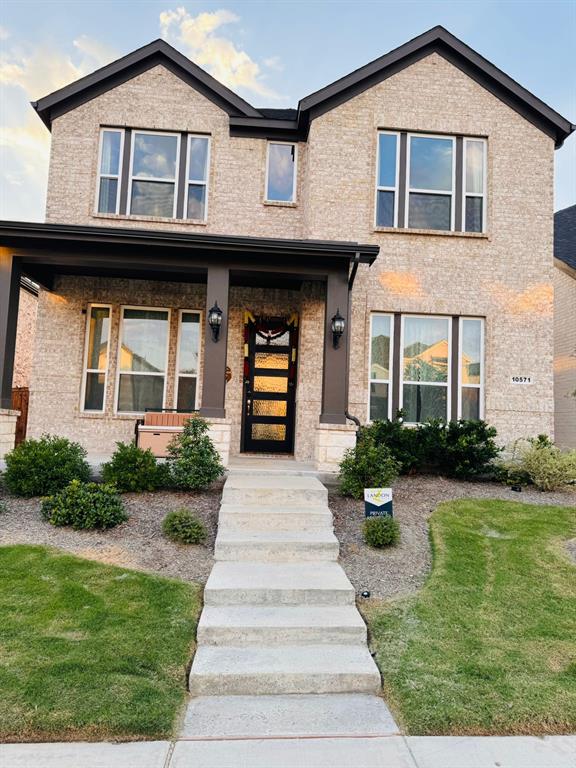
left=364, top=499, right=576, bottom=735
left=0, top=545, right=201, bottom=742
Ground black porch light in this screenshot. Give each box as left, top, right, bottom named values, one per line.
left=208, top=301, right=223, bottom=341
left=331, top=308, right=345, bottom=348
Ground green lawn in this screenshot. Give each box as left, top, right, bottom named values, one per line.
left=365, top=499, right=576, bottom=735
left=0, top=545, right=201, bottom=742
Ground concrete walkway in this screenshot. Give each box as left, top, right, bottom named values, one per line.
left=2, top=735, right=575, bottom=767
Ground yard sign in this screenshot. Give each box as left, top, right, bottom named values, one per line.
left=364, top=487, right=393, bottom=518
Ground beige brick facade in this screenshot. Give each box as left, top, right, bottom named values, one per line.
left=29, top=51, right=558, bottom=461
left=13, top=288, right=38, bottom=389
left=553, top=262, right=576, bottom=448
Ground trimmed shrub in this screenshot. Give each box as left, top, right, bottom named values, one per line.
left=102, top=442, right=166, bottom=492
left=41, top=480, right=127, bottom=530
left=363, top=417, right=501, bottom=479
left=363, top=516, right=400, bottom=548
left=162, top=509, right=207, bottom=544
left=501, top=437, right=576, bottom=491
left=167, top=417, right=224, bottom=491
left=3, top=435, right=90, bottom=497
left=339, top=436, right=400, bottom=499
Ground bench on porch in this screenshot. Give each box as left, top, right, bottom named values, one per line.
left=135, top=409, right=198, bottom=458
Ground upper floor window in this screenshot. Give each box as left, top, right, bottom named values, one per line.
left=266, top=142, right=297, bottom=203
left=408, top=135, right=455, bottom=231
left=129, top=131, right=179, bottom=218
left=96, top=130, right=123, bottom=214
left=186, top=135, right=210, bottom=220
left=375, top=131, right=487, bottom=233
left=95, top=128, right=210, bottom=222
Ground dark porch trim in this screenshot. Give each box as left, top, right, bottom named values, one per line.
left=0, top=250, right=21, bottom=409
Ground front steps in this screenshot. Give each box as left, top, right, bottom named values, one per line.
left=189, top=473, right=381, bottom=696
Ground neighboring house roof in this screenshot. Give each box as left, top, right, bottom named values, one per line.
left=554, top=205, right=576, bottom=272
left=32, top=26, right=574, bottom=148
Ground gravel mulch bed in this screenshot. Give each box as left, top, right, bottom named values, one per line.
left=0, top=483, right=223, bottom=584
left=331, top=476, right=576, bottom=600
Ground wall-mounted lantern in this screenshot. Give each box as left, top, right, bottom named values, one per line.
left=208, top=301, right=223, bottom=342
left=331, top=308, right=345, bottom=348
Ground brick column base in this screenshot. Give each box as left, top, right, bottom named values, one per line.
left=314, top=422, right=357, bottom=473
left=207, top=418, right=232, bottom=467
left=0, top=408, right=19, bottom=460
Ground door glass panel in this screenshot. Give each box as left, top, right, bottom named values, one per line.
left=256, top=330, right=290, bottom=346
left=255, top=352, right=289, bottom=370
left=254, top=376, right=288, bottom=393
left=252, top=424, right=286, bottom=441
left=253, top=399, right=287, bottom=417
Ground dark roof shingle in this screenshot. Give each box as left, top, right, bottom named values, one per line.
left=554, top=205, right=576, bottom=271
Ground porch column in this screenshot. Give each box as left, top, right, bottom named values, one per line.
left=320, top=267, right=350, bottom=424
left=200, top=265, right=230, bottom=419
left=0, top=248, right=21, bottom=409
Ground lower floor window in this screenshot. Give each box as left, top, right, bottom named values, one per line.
left=369, top=312, right=484, bottom=423
left=117, top=307, right=170, bottom=413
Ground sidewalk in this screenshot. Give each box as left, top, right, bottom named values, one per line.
left=1, top=735, right=575, bottom=768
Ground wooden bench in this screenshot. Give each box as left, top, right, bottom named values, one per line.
left=135, top=411, right=197, bottom=458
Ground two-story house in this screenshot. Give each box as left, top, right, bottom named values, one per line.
left=0, top=26, right=573, bottom=469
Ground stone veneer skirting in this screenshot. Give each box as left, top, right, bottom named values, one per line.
left=0, top=409, right=19, bottom=460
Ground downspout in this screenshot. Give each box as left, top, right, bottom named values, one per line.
left=345, top=252, right=362, bottom=440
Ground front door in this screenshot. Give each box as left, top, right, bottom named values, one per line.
left=242, top=314, right=298, bottom=453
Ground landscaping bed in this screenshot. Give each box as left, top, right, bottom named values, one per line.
left=0, top=486, right=222, bottom=584
left=361, top=499, right=576, bottom=735
left=331, top=476, right=576, bottom=598
left=0, top=545, right=201, bottom=742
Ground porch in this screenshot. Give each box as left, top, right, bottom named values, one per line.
left=0, top=221, right=378, bottom=469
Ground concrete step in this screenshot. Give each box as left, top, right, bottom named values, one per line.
left=204, top=562, right=355, bottom=606
left=214, top=529, right=339, bottom=562
left=222, top=474, right=328, bottom=506
left=189, top=644, right=381, bottom=695
left=197, top=605, right=367, bottom=645
left=219, top=503, right=333, bottom=532
left=181, top=694, right=398, bottom=738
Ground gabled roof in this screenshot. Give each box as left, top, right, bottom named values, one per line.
left=32, top=38, right=261, bottom=128
left=32, top=27, right=574, bottom=147
left=554, top=205, right=576, bottom=272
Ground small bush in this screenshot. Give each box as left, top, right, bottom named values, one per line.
left=162, top=509, right=207, bottom=544
left=3, top=435, right=90, bottom=497
left=339, top=436, right=400, bottom=499
left=367, top=417, right=422, bottom=474
left=102, top=442, right=166, bottom=492
left=363, top=516, right=400, bottom=548
left=41, top=480, right=127, bottom=530
left=167, top=417, right=224, bottom=491
left=501, top=437, right=576, bottom=491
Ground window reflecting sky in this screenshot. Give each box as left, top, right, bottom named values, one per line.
left=267, top=143, right=295, bottom=201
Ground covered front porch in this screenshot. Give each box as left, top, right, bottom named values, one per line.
left=0, top=222, right=378, bottom=469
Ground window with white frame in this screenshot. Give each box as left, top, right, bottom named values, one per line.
left=266, top=142, right=297, bottom=202
left=186, top=135, right=210, bottom=220
left=96, top=130, right=123, bottom=214
left=369, top=314, right=393, bottom=420
left=401, top=315, right=451, bottom=423
left=375, top=132, right=399, bottom=227
left=129, top=131, right=179, bottom=218
left=463, top=139, right=486, bottom=233
left=368, top=313, right=485, bottom=424
left=459, top=317, right=484, bottom=419
left=81, top=305, right=111, bottom=412
left=374, top=131, right=487, bottom=233
left=116, top=307, right=170, bottom=413
left=176, top=310, right=201, bottom=410
left=407, top=135, right=455, bottom=231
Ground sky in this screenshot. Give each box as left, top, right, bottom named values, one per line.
left=0, top=0, right=574, bottom=221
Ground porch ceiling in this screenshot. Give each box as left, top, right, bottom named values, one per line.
left=0, top=220, right=378, bottom=290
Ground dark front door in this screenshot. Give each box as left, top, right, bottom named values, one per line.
left=242, top=314, right=298, bottom=453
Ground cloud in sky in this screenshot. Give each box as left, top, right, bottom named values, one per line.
left=0, top=36, right=117, bottom=221
left=159, top=7, right=280, bottom=99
